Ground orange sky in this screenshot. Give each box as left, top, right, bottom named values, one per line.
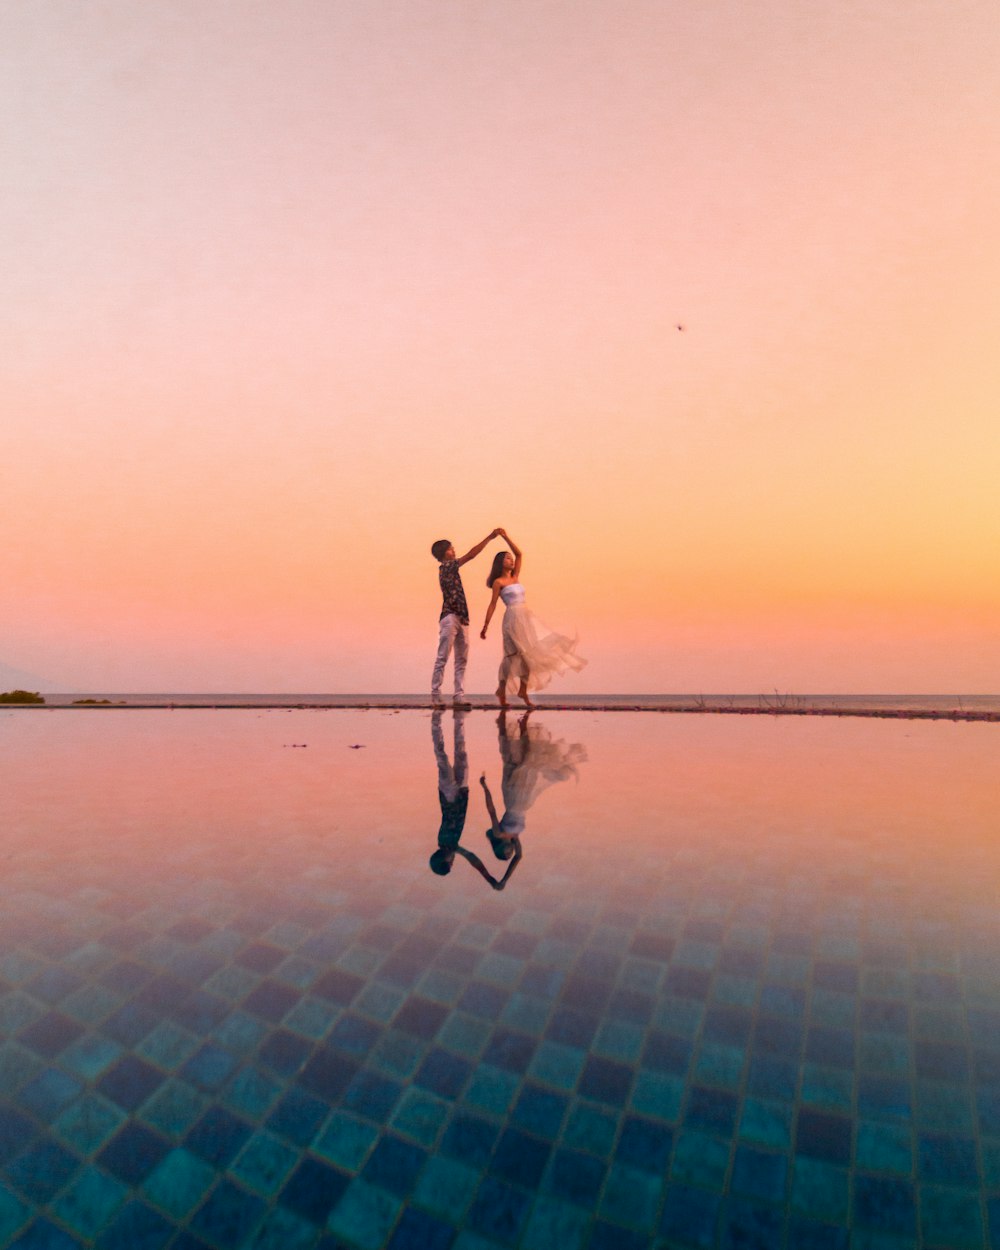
left=3, top=1, right=999, bottom=692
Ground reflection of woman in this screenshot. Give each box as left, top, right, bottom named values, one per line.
left=481, top=712, right=587, bottom=861
left=480, top=529, right=586, bottom=709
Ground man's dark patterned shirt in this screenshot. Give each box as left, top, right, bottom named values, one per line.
left=439, top=560, right=469, bottom=625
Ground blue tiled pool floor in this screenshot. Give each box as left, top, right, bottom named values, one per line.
left=2, top=710, right=1000, bottom=1248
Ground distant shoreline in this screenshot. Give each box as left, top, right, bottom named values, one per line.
left=5, top=693, right=999, bottom=721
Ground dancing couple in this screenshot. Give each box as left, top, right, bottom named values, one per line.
left=430, top=527, right=586, bottom=708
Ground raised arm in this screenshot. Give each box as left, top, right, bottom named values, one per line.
left=480, top=582, right=503, bottom=640
left=480, top=773, right=502, bottom=837
left=499, top=528, right=522, bottom=578
left=456, top=528, right=501, bottom=567
left=494, top=839, right=522, bottom=891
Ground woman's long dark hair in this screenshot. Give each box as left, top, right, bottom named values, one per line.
left=487, top=551, right=509, bottom=587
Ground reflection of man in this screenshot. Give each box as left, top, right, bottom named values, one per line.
left=429, top=710, right=469, bottom=875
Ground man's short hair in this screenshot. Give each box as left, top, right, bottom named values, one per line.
left=429, top=849, right=453, bottom=875
left=431, top=539, right=451, bottom=561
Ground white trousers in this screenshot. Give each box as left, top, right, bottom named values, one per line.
left=432, top=614, right=469, bottom=700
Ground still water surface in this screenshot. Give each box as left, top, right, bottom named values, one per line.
left=2, top=709, right=999, bottom=1248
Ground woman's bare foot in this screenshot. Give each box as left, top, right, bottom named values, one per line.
left=495, top=685, right=507, bottom=708
left=518, top=684, right=534, bottom=709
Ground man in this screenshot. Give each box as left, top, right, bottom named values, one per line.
left=430, top=528, right=501, bottom=707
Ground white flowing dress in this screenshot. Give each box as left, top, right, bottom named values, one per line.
left=498, top=719, right=587, bottom=834
left=498, top=583, right=586, bottom=700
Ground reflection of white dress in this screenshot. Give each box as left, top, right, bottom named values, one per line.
left=498, top=583, right=586, bottom=699
left=499, top=720, right=587, bottom=833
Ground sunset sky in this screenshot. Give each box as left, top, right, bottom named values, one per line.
left=4, top=1, right=998, bottom=694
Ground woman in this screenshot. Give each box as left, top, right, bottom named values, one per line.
left=480, top=529, right=586, bottom=708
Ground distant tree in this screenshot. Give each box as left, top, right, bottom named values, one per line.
left=0, top=690, right=45, bottom=703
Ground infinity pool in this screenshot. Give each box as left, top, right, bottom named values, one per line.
left=2, top=709, right=998, bottom=1248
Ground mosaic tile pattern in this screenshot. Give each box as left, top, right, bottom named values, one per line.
left=3, top=711, right=1000, bottom=1248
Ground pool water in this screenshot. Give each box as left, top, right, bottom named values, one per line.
left=2, top=709, right=999, bottom=1249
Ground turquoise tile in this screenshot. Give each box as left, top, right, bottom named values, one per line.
left=738, top=1097, right=792, bottom=1150
left=819, top=935, right=860, bottom=960
left=0, top=1042, right=43, bottom=1090
left=0, top=991, right=44, bottom=1033
left=453, top=1230, right=504, bottom=1250
left=653, top=997, right=704, bottom=1037
left=981, top=1137, right=1000, bottom=1187
left=465, top=1064, right=519, bottom=1117
left=51, top=1165, right=128, bottom=1240
left=599, top=1161, right=662, bottom=1230
left=355, top=982, right=406, bottom=1022
left=501, top=993, right=550, bottom=1034
left=53, top=1092, right=127, bottom=1154
left=274, top=957, right=321, bottom=989
left=62, top=983, right=124, bottom=1026
left=522, top=1194, right=590, bottom=1250
left=563, top=1102, right=618, bottom=1157
left=800, top=1063, right=854, bottom=1112
left=674, top=939, right=718, bottom=970
left=791, top=1157, right=850, bottom=1222
left=730, top=925, right=769, bottom=949
left=915, top=1081, right=975, bottom=1133
left=859, top=1034, right=912, bottom=1077
left=810, top=988, right=857, bottom=1029
left=266, top=920, right=309, bottom=948
left=213, top=1010, right=266, bottom=1055
left=206, top=964, right=260, bottom=1000
left=19, top=1065, right=81, bottom=1118
left=0, top=951, right=45, bottom=981
left=248, top=1204, right=320, bottom=1250
left=619, top=960, right=662, bottom=994
left=340, top=945, right=381, bottom=976
left=438, top=1011, right=492, bottom=1058
left=412, top=1154, right=481, bottom=1218
left=372, top=1028, right=425, bottom=1079
left=766, top=954, right=810, bottom=985
left=142, top=1147, right=216, bottom=1218
left=477, top=952, right=524, bottom=987
left=0, top=1181, right=30, bottom=1245
left=459, top=923, right=498, bottom=950
left=391, top=1088, right=451, bottom=1147
left=712, top=974, right=757, bottom=1008
left=861, top=968, right=910, bottom=999
left=630, top=1071, right=684, bottom=1123
left=283, top=994, right=340, bottom=1038
left=65, top=942, right=113, bottom=973
left=201, top=929, right=244, bottom=960
left=919, top=1185, right=983, bottom=1248
left=914, top=1005, right=965, bottom=1041
left=593, top=1021, right=644, bottom=1064
left=221, top=1066, right=282, bottom=1120
left=528, top=1041, right=586, bottom=1091
left=417, top=968, right=465, bottom=1005
left=136, top=1021, right=200, bottom=1069
left=671, top=1130, right=730, bottom=1189
left=139, top=1078, right=208, bottom=1138
left=694, top=1042, right=745, bottom=1090
left=230, top=1130, right=299, bottom=1197
left=856, top=1121, right=912, bottom=1175
left=327, top=1179, right=402, bottom=1250
left=314, top=1111, right=380, bottom=1170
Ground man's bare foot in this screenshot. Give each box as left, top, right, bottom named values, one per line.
left=495, top=685, right=507, bottom=708
left=518, top=685, right=534, bottom=709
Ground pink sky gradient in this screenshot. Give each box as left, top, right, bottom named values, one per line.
left=3, top=1, right=999, bottom=692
